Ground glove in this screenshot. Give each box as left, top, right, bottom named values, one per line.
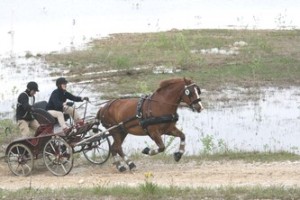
left=83, top=97, right=89, bottom=101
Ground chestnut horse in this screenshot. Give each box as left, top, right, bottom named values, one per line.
left=96, top=78, right=204, bottom=172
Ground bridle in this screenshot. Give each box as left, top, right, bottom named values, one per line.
left=181, top=83, right=202, bottom=110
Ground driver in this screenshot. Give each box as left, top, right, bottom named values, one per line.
left=46, top=77, right=89, bottom=134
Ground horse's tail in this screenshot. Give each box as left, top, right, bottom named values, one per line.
left=95, top=100, right=114, bottom=125
left=96, top=107, right=101, bottom=120
left=96, top=106, right=104, bottom=124
left=93, top=106, right=104, bottom=133
left=95, top=100, right=113, bottom=121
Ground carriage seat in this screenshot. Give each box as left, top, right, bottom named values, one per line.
left=32, top=102, right=56, bottom=136
left=33, top=101, right=48, bottom=111
left=32, top=101, right=70, bottom=136
left=32, top=101, right=54, bottom=124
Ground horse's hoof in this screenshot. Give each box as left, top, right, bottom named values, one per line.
left=118, top=165, right=127, bottom=172
left=174, top=152, right=182, bottom=162
left=142, top=147, right=150, bottom=155
left=128, top=162, right=136, bottom=170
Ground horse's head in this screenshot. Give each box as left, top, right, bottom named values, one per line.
left=180, top=79, right=204, bottom=112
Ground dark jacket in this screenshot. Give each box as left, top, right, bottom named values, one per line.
left=16, top=90, right=35, bottom=121
left=46, top=88, right=82, bottom=112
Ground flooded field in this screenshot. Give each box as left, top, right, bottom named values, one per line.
left=1, top=0, right=300, bottom=155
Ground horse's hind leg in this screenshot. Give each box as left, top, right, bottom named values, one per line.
left=111, top=131, right=136, bottom=172
left=119, top=148, right=136, bottom=171
left=165, top=127, right=186, bottom=162
left=116, top=132, right=137, bottom=171
left=111, top=131, right=127, bottom=172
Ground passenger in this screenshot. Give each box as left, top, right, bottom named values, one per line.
left=46, top=77, right=89, bottom=134
left=16, top=81, right=40, bottom=137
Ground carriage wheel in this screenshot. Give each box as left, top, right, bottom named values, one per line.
left=82, top=130, right=111, bottom=165
left=7, top=143, right=34, bottom=176
left=43, top=136, right=74, bottom=176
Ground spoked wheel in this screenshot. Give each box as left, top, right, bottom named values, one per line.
left=82, top=129, right=111, bottom=164
left=43, top=136, right=74, bottom=176
left=6, top=143, right=34, bottom=176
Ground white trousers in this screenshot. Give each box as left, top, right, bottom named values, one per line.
left=48, top=106, right=80, bottom=129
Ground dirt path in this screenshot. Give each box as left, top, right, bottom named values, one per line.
left=1, top=157, right=300, bottom=190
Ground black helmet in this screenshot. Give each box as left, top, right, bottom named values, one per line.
left=27, top=81, right=39, bottom=92
left=56, top=77, right=68, bottom=87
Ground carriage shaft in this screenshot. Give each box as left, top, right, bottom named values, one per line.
left=74, top=122, right=123, bottom=146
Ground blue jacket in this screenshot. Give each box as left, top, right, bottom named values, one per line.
left=46, top=88, right=82, bottom=112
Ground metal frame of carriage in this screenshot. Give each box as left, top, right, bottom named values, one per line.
left=4, top=101, right=112, bottom=176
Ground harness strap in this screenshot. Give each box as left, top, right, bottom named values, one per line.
left=135, top=96, right=179, bottom=133
left=136, top=95, right=147, bottom=118
left=139, top=113, right=179, bottom=129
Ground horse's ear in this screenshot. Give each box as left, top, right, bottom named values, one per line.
left=183, top=77, right=191, bottom=84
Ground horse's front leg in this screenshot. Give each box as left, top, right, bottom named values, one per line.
left=165, top=127, right=186, bottom=162
left=142, top=133, right=165, bottom=156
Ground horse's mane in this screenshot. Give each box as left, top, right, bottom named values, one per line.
left=156, top=78, right=192, bottom=92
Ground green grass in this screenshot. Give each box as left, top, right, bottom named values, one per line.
left=196, top=151, right=300, bottom=163
left=44, top=29, right=300, bottom=97
left=2, top=185, right=300, bottom=199
left=128, top=150, right=300, bottom=165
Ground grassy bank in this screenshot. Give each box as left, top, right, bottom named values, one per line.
left=45, top=29, right=300, bottom=97
left=2, top=185, right=300, bottom=199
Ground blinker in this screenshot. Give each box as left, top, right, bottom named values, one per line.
left=184, top=89, right=190, bottom=96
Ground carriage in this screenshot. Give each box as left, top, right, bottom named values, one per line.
left=5, top=100, right=111, bottom=176
left=5, top=78, right=203, bottom=175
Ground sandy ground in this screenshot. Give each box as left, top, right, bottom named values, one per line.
left=1, top=156, right=300, bottom=190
